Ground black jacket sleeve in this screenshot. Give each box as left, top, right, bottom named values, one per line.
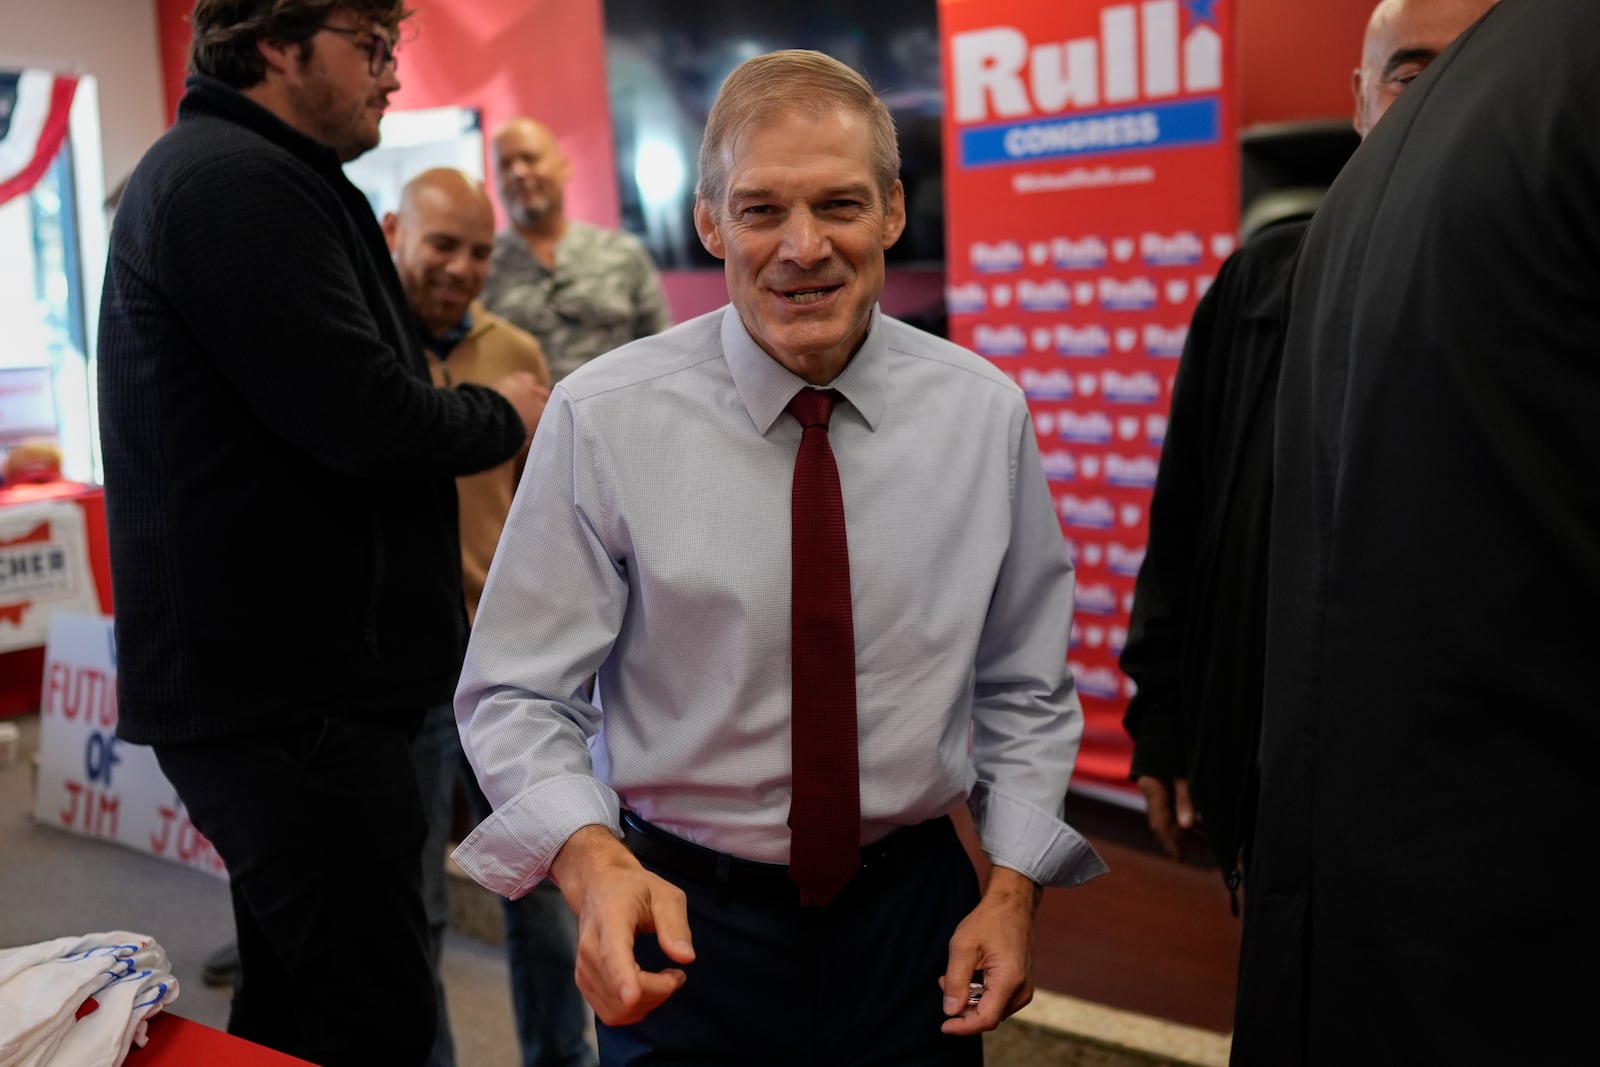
left=1119, top=264, right=1226, bottom=780
left=150, top=145, right=523, bottom=480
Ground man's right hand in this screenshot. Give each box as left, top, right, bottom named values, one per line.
left=1136, top=775, right=1206, bottom=862
left=550, top=824, right=696, bottom=1026
left=488, top=371, right=550, bottom=437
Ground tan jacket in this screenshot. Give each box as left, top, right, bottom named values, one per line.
left=423, top=302, right=550, bottom=621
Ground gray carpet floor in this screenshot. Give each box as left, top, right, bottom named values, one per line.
left=0, top=711, right=523, bottom=1066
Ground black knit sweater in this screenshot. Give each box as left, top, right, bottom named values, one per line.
left=97, top=76, right=526, bottom=744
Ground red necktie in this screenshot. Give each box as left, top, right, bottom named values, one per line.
left=786, top=388, right=860, bottom=907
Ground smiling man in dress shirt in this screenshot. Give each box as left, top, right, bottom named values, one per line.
left=453, top=49, right=1106, bottom=1067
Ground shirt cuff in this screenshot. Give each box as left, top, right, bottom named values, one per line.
left=450, top=773, right=621, bottom=899
left=970, top=781, right=1109, bottom=888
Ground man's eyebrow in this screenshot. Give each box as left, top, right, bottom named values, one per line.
left=817, top=182, right=875, bottom=200
left=1383, top=47, right=1439, bottom=78
left=729, top=182, right=875, bottom=201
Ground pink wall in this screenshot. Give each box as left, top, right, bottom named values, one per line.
left=386, top=1, right=619, bottom=231
left=155, top=0, right=618, bottom=228
left=152, top=0, right=1380, bottom=319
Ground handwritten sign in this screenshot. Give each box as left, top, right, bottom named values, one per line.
left=32, top=612, right=227, bottom=879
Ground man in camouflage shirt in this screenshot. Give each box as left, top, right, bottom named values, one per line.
left=484, top=117, right=672, bottom=381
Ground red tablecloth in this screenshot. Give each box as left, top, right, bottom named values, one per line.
left=0, top=481, right=112, bottom=718
left=130, top=1014, right=319, bottom=1066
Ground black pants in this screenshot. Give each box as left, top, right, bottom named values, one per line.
left=155, top=712, right=436, bottom=1066
left=601, top=816, right=984, bottom=1067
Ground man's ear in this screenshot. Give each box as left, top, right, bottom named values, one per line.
left=381, top=212, right=400, bottom=252
left=256, top=36, right=298, bottom=77
left=880, top=180, right=907, bottom=251
left=1350, top=67, right=1367, bottom=137
left=693, top=195, right=726, bottom=260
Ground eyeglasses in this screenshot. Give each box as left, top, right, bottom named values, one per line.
left=318, top=25, right=397, bottom=77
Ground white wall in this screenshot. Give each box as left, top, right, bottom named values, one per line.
left=0, top=0, right=167, bottom=191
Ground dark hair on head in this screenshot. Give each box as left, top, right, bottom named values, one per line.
left=187, top=0, right=412, bottom=89
left=697, top=49, right=900, bottom=215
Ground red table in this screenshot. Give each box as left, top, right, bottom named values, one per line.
left=0, top=480, right=112, bottom=718
left=131, top=1014, right=319, bottom=1066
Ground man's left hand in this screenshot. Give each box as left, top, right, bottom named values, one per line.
left=938, top=865, right=1040, bottom=1035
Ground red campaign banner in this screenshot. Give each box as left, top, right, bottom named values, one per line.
left=939, top=0, right=1238, bottom=801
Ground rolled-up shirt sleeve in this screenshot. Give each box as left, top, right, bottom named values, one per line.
left=452, top=386, right=626, bottom=897
left=968, top=412, right=1109, bottom=888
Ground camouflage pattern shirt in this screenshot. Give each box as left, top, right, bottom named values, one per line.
left=481, top=221, right=672, bottom=382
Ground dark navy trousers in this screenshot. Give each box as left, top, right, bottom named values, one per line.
left=600, top=816, right=985, bottom=1067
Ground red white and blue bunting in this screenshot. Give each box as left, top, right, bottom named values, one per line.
left=0, top=69, right=79, bottom=208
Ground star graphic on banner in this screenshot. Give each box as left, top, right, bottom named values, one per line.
left=1183, top=0, right=1220, bottom=29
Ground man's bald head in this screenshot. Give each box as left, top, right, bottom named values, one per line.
left=382, top=167, right=496, bottom=336
left=1353, top=0, right=1498, bottom=137
left=395, top=167, right=495, bottom=228
left=491, top=117, right=557, bottom=154
left=491, top=117, right=571, bottom=231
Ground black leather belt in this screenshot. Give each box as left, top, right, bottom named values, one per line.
left=619, top=810, right=951, bottom=902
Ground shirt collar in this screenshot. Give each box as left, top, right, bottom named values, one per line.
left=179, top=75, right=344, bottom=175
left=721, top=305, right=887, bottom=435
left=423, top=307, right=474, bottom=360
left=494, top=226, right=574, bottom=276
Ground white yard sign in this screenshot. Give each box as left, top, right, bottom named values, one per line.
left=31, top=612, right=227, bottom=880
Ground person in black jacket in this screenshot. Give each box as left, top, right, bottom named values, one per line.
left=1120, top=0, right=1495, bottom=897
left=96, top=3, right=543, bottom=1064
left=1119, top=213, right=1308, bottom=891
left=1237, top=0, right=1597, bottom=1060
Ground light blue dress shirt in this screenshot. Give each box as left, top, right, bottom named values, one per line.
left=453, top=305, right=1107, bottom=899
